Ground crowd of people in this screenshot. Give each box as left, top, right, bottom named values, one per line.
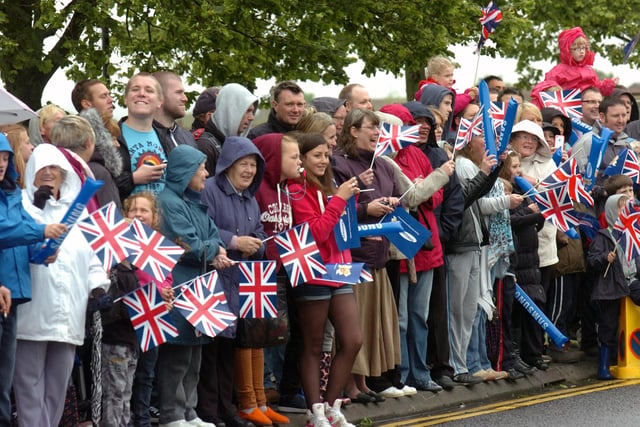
left=2, top=25, right=640, bottom=427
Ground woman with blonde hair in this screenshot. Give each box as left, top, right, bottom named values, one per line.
left=0, top=124, right=33, bottom=188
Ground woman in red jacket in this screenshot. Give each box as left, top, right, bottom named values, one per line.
left=286, top=132, right=361, bottom=427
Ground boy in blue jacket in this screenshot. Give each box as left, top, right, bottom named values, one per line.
left=0, top=133, right=66, bottom=425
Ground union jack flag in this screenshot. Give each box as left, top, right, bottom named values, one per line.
left=534, top=184, right=581, bottom=232
left=567, top=174, right=594, bottom=206
left=127, top=219, right=185, bottom=283
left=454, top=109, right=484, bottom=151
left=477, top=1, right=503, bottom=52
left=539, top=158, right=578, bottom=189
left=603, top=148, right=640, bottom=184
left=613, top=201, right=640, bottom=263
left=238, top=261, right=278, bottom=319
left=173, top=275, right=236, bottom=337
left=194, top=270, right=218, bottom=293
left=358, top=265, right=374, bottom=284
left=540, top=89, right=583, bottom=120
left=490, top=101, right=506, bottom=137
left=374, top=123, right=421, bottom=158
left=123, top=284, right=178, bottom=352
left=77, top=201, right=139, bottom=271
left=274, top=223, right=327, bottom=287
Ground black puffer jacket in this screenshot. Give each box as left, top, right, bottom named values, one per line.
left=509, top=184, right=546, bottom=303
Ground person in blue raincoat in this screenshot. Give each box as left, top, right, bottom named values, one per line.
left=155, top=144, right=234, bottom=426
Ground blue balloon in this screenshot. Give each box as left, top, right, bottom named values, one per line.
left=479, top=80, right=497, bottom=164
left=496, top=98, right=519, bottom=156
left=515, top=283, right=569, bottom=348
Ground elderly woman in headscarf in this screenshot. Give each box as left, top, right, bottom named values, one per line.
left=13, top=143, right=109, bottom=427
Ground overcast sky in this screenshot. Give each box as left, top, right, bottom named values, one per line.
left=38, top=42, right=640, bottom=119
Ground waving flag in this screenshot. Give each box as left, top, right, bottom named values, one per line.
left=127, top=219, right=184, bottom=282
left=275, top=223, right=327, bottom=287
left=78, top=201, right=139, bottom=271
left=358, top=265, right=374, bottom=284
left=374, top=123, right=421, bottom=158
left=603, top=148, right=640, bottom=184
left=123, top=284, right=178, bottom=352
left=334, top=196, right=361, bottom=251
left=238, top=261, right=278, bottom=319
left=539, top=158, right=578, bottom=189
left=540, top=89, right=583, bottom=120
left=490, top=101, right=506, bottom=123
left=454, top=109, right=483, bottom=151
left=584, top=127, right=614, bottom=191
left=382, top=207, right=432, bottom=259
left=534, top=184, right=581, bottom=232
left=613, top=201, right=640, bottom=263
left=567, top=175, right=594, bottom=206
left=194, top=270, right=218, bottom=293
left=570, top=117, right=593, bottom=144
left=623, top=31, right=640, bottom=64
left=173, top=276, right=236, bottom=337
left=575, top=211, right=601, bottom=239
left=477, top=1, right=503, bottom=53
left=313, top=262, right=366, bottom=287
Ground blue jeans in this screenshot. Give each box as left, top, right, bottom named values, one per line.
left=398, top=270, right=434, bottom=386
left=0, top=306, right=17, bottom=426
left=467, top=307, right=492, bottom=373
left=263, top=345, right=285, bottom=389
left=130, top=347, right=157, bottom=427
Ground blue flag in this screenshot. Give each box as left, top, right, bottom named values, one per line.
left=333, top=197, right=360, bottom=251
left=314, top=262, right=366, bottom=287
left=623, top=31, right=640, bottom=64
left=381, top=207, right=432, bottom=259
left=584, top=126, right=613, bottom=191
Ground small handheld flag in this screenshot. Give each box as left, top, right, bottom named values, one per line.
left=477, top=1, right=503, bottom=53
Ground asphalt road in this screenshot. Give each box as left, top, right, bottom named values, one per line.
left=428, top=382, right=640, bottom=427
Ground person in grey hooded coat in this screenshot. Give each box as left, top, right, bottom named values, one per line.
left=196, top=83, right=259, bottom=177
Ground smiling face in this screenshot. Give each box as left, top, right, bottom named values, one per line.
left=511, top=132, right=540, bottom=158
left=351, top=117, right=380, bottom=152
left=601, top=104, right=628, bottom=136
left=227, top=154, right=258, bottom=191
left=273, top=90, right=305, bottom=126
left=126, top=196, right=157, bottom=228
left=415, top=117, right=432, bottom=144
left=34, top=165, right=63, bottom=199
left=302, top=143, right=330, bottom=178
left=124, top=75, right=163, bottom=119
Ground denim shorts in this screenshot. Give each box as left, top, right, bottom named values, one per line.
left=293, top=283, right=354, bottom=302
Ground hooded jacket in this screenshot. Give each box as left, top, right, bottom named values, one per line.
left=197, top=83, right=259, bottom=177
left=543, top=27, right=616, bottom=96
left=588, top=194, right=637, bottom=301
left=18, top=144, right=109, bottom=345
left=511, top=120, right=559, bottom=267
left=81, top=108, right=124, bottom=211
left=541, top=107, right=573, bottom=141
left=253, top=134, right=295, bottom=271
left=158, top=144, right=223, bottom=344
left=419, top=85, right=455, bottom=143
left=201, top=137, right=266, bottom=337
left=0, top=135, right=46, bottom=304
left=405, top=101, right=465, bottom=244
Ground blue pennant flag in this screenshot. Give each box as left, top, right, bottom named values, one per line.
left=584, top=127, right=613, bottom=191
left=381, top=207, right=432, bottom=259
left=623, top=31, right=640, bottom=64
left=333, top=197, right=360, bottom=251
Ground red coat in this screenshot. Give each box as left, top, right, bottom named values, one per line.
left=393, top=145, right=444, bottom=272
left=287, top=181, right=352, bottom=284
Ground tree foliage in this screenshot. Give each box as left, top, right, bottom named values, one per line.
left=0, top=1, right=639, bottom=109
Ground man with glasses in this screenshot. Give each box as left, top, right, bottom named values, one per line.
left=580, top=87, right=603, bottom=126
left=248, top=81, right=305, bottom=139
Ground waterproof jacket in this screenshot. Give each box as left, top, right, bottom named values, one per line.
left=588, top=228, right=636, bottom=301
left=543, top=27, right=616, bottom=96
left=158, top=144, right=223, bottom=345
left=0, top=135, right=45, bottom=304
left=19, top=144, right=109, bottom=345
left=248, top=109, right=296, bottom=140
left=419, top=84, right=455, bottom=143
left=254, top=133, right=293, bottom=271
left=392, top=144, right=444, bottom=272
left=332, top=147, right=399, bottom=269
left=202, top=137, right=267, bottom=338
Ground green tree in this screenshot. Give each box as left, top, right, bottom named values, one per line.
left=1, top=1, right=639, bottom=109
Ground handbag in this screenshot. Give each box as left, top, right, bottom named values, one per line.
left=410, top=207, right=435, bottom=251
left=235, top=274, right=290, bottom=348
